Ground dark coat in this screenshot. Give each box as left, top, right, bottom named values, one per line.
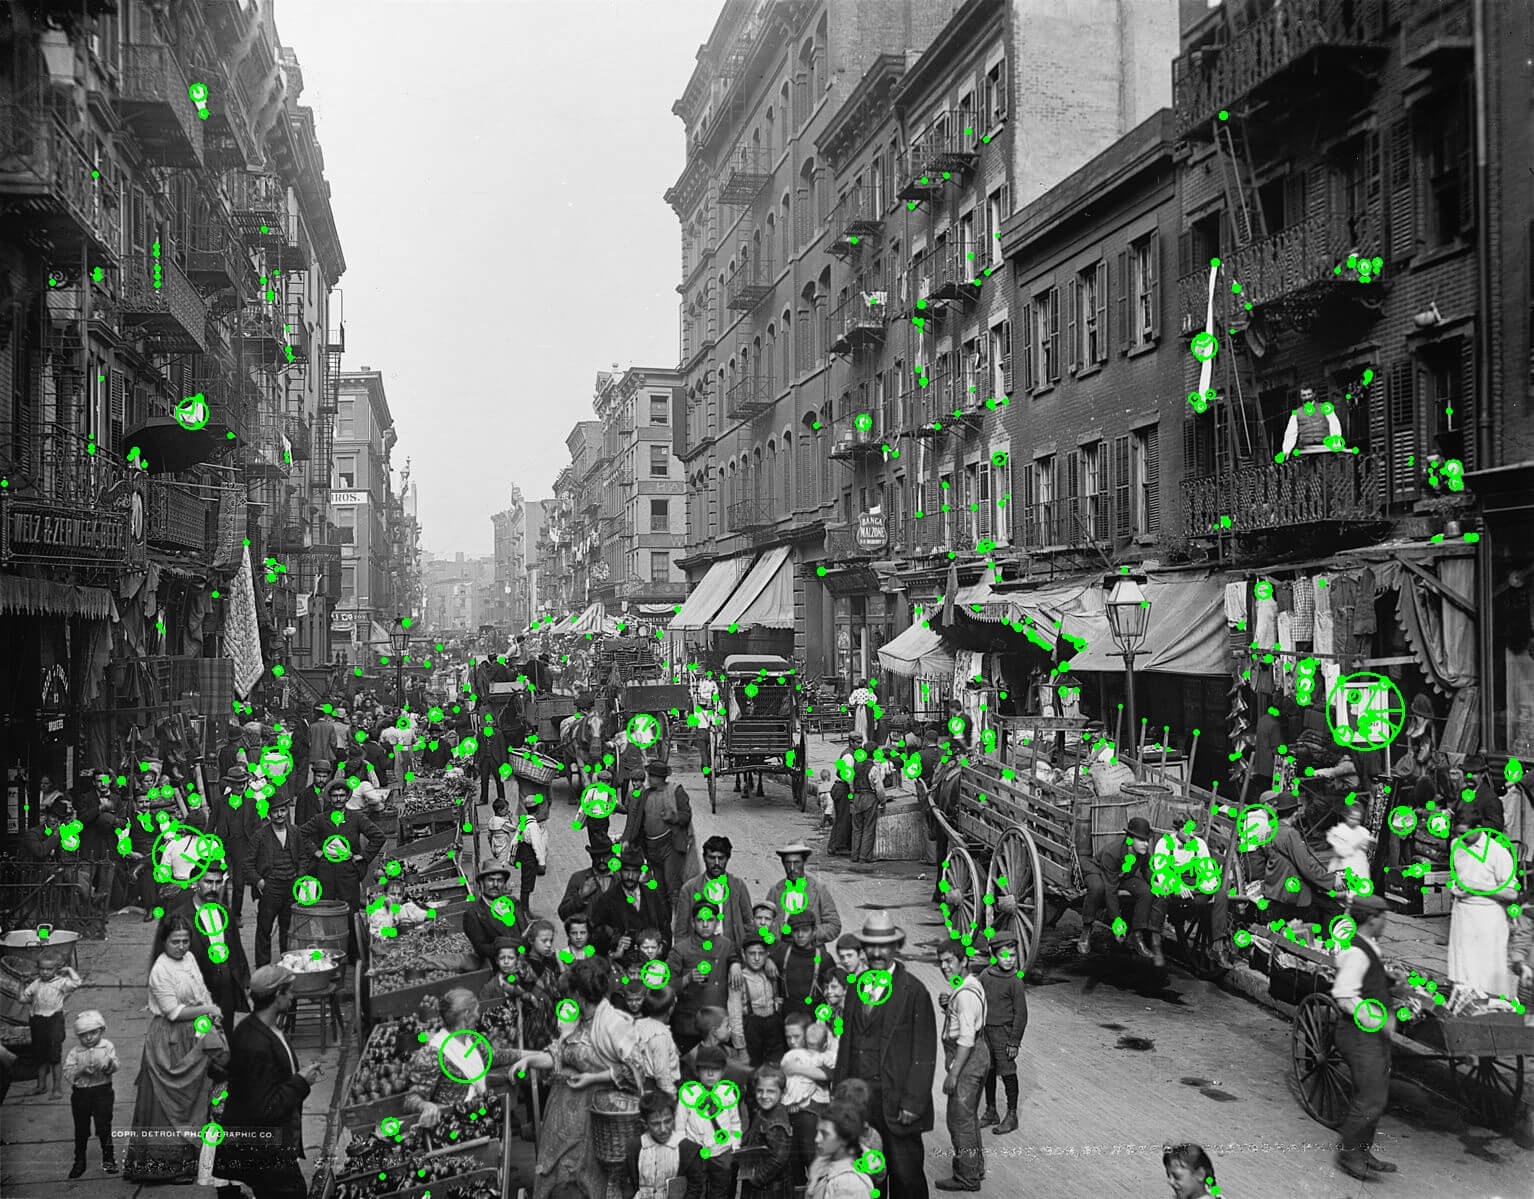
left=253, top=822, right=310, bottom=889
left=557, top=866, right=612, bottom=923
left=769, top=941, right=831, bottom=1013
left=214, top=789, right=261, bottom=871
left=212, top=1012, right=310, bottom=1186
left=832, top=960, right=937, bottom=1133
left=463, top=900, right=513, bottom=969
left=1261, top=822, right=1335, bottom=908
left=622, top=782, right=693, bottom=855
left=590, top=883, right=671, bottom=958
left=165, top=889, right=252, bottom=1025
left=299, top=809, right=385, bottom=908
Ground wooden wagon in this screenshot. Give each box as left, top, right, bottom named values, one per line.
left=704, top=655, right=808, bottom=814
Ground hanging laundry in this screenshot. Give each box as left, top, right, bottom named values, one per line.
left=1276, top=581, right=1295, bottom=615
left=1312, top=576, right=1334, bottom=658
left=1291, top=575, right=1316, bottom=642
left=1255, top=594, right=1279, bottom=652
left=1224, top=580, right=1247, bottom=627
left=1352, top=566, right=1379, bottom=637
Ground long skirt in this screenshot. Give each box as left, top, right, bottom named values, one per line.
left=121, top=1015, right=212, bottom=1182
left=532, top=1080, right=611, bottom=1199
left=828, top=792, right=854, bottom=856
left=1448, top=896, right=1513, bottom=996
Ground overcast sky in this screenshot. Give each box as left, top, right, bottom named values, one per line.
left=278, top=0, right=713, bottom=557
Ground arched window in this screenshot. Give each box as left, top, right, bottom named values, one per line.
left=781, top=309, right=793, bottom=381
left=764, top=440, right=777, bottom=509
left=781, top=430, right=793, bottom=507
left=766, top=323, right=777, bottom=384
left=798, top=412, right=817, bottom=509
left=780, top=81, right=791, bottom=140
left=765, top=106, right=775, bottom=157
left=726, top=460, right=737, bottom=517
left=753, top=447, right=765, bottom=507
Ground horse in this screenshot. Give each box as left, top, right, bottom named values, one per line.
left=557, top=712, right=605, bottom=801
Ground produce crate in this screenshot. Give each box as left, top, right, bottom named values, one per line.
left=620, top=683, right=691, bottom=714
left=397, top=827, right=461, bottom=857
left=367, top=969, right=492, bottom=1026
left=1420, top=870, right=1453, bottom=917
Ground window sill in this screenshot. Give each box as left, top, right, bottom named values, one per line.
left=1126, top=340, right=1159, bottom=360
left=1074, top=364, right=1103, bottom=383
left=1409, top=241, right=1473, bottom=273
left=1031, top=385, right=1054, bottom=400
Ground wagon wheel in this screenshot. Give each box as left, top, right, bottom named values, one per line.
left=1291, top=993, right=1351, bottom=1130
left=1454, top=1053, right=1525, bottom=1131
left=939, top=846, right=982, bottom=942
left=983, top=826, right=1045, bottom=970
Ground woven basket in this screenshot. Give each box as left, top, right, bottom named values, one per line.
left=590, top=1091, right=642, bottom=1164
left=510, top=750, right=561, bottom=785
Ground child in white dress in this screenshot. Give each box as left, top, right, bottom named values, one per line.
left=1326, top=800, right=1374, bottom=894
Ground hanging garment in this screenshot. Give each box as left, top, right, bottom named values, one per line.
left=1224, top=581, right=1247, bottom=627
left=1255, top=596, right=1279, bottom=653
left=1312, top=577, right=1335, bottom=659
left=1353, top=566, right=1379, bottom=637
left=1291, top=576, right=1316, bottom=642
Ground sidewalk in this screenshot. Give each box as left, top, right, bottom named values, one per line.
left=0, top=906, right=347, bottom=1199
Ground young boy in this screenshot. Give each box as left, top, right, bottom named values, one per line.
left=62, top=1010, right=118, bottom=1177
left=680, top=1043, right=743, bottom=1199
left=729, top=932, right=783, bottom=1066
left=625, top=1087, right=706, bottom=1199
left=636, top=927, right=667, bottom=965
left=22, top=950, right=81, bottom=1098
left=979, top=931, right=1029, bottom=1135
left=559, top=913, right=595, bottom=965
left=771, top=912, right=829, bottom=1014
left=815, top=768, right=836, bottom=829
left=480, top=937, right=523, bottom=1004
left=367, top=876, right=433, bottom=941
left=752, top=901, right=781, bottom=949
left=739, top=1063, right=793, bottom=1199
left=487, top=797, right=514, bottom=862
left=832, top=933, right=866, bottom=981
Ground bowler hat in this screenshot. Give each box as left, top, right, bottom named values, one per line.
left=1126, top=816, right=1153, bottom=840
left=1272, top=790, right=1302, bottom=815
left=618, top=845, right=646, bottom=869
left=855, top=910, right=905, bottom=945
left=47, top=798, right=72, bottom=820
left=223, top=765, right=251, bottom=784
left=586, top=843, right=614, bottom=861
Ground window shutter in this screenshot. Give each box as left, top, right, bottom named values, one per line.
left=1113, top=434, right=1131, bottom=540
left=1456, top=81, right=1475, bottom=237
left=1148, top=231, right=1161, bottom=342
left=1066, top=276, right=1078, bottom=376
left=109, top=370, right=125, bottom=456
left=1095, top=261, right=1109, bottom=364
left=1459, top=337, right=1475, bottom=465
left=1386, top=360, right=1417, bottom=501
left=1115, top=250, right=1129, bottom=354
left=1048, top=289, right=1061, bottom=382
left=1020, top=301, right=1034, bottom=392
left=1000, top=319, right=1012, bottom=396
left=1387, top=117, right=1415, bottom=262
left=1020, top=463, right=1035, bottom=547
left=1143, top=425, right=1161, bottom=534
left=979, top=462, right=992, bottom=538
left=1064, top=450, right=1080, bottom=544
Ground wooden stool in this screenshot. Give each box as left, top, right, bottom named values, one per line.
left=280, top=983, right=344, bottom=1049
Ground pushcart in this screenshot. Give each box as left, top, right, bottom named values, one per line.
left=704, top=655, right=808, bottom=814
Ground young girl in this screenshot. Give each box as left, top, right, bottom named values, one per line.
left=1327, top=799, right=1374, bottom=894
left=22, top=950, right=82, bottom=1098
left=815, top=769, right=837, bottom=829
left=487, top=797, right=514, bottom=862
left=739, top=1064, right=793, bottom=1199
left=367, top=876, right=432, bottom=941
left=559, top=913, right=593, bottom=964
left=625, top=1087, right=705, bottom=1199
left=1163, top=1142, right=1219, bottom=1199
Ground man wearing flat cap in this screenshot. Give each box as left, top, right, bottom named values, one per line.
left=1257, top=788, right=1345, bottom=928
left=1330, top=893, right=1402, bottom=1181
left=557, top=843, right=619, bottom=925
left=764, top=843, right=842, bottom=947
left=771, top=910, right=832, bottom=1013
left=590, top=845, right=670, bottom=960
left=832, top=910, right=937, bottom=1199
left=214, top=965, right=322, bottom=1199
left=464, top=863, right=515, bottom=971
left=621, top=759, right=694, bottom=924
left=1078, top=815, right=1169, bottom=966
left=673, top=835, right=754, bottom=951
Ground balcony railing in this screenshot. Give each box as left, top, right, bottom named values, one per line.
left=827, top=417, right=885, bottom=462
left=1182, top=450, right=1384, bottom=538
left=719, top=148, right=772, bottom=206
left=285, top=417, right=312, bottom=462
left=724, top=374, right=774, bottom=422
left=228, top=173, right=286, bottom=242
left=725, top=257, right=774, bottom=311
left=929, top=242, right=979, bottom=302
left=2, top=422, right=132, bottom=511
left=898, top=385, right=942, bottom=438
left=117, top=43, right=203, bottom=168
left=728, top=498, right=771, bottom=532
left=201, top=67, right=260, bottom=171
left=185, top=218, right=254, bottom=298
left=896, top=111, right=980, bottom=200
left=0, top=106, right=122, bottom=262
left=827, top=291, right=889, bottom=355
left=829, top=187, right=885, bottom=257
left=239, top=305, right=285, bottom=365
left=1173, top=0, right=1388, bottom=138
left=121, top=259, right=208, bottom=352
left=146, top=480, right=210, bottom=554
left=1229, top=206, right=1385, bottom=312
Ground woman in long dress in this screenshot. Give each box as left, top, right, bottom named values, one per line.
left=1447, top=798, right=1518, bottom=997
left=848, top=680, right=876, bottom=745
left=508, top=956, right=640, bottom=1199
left=122, top=914, right=222, bottom=1183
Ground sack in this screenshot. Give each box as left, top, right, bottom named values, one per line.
left=200, top=1026, right=231, bottom=1074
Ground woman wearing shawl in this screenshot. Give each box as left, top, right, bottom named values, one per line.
left=122, top=915, right=221, bottom=1183
left=1447, top=795, right=1519, bottom=997
left=402, top=989, right=511, bottom=1125
left=848, top=680, right=877, bottom=745
left=508, top=956, right=640, bottom=1199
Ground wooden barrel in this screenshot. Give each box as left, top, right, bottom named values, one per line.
left=290, top=901, right=351, bottom=960
left=874, top=798, right=932, bottom=862
left=1089, top=798, right=1150, bottom=858
left=0, top=958, right=33, bottom=1027
left=1072, top=797, right=1094, bottom=856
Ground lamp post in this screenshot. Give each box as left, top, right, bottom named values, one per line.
left=389, top=616, right=409, bottom=708
left=1105, top=574, right=1151, bottom=747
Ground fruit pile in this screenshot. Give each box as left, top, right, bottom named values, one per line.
left=398, top=848, right=456, bottom=877
left=344, top=1011, right=438, bottom=1105
left=402, top=792, right=466, bottom=818
left=341, top=1095, right=505, bottom=1174
left=331, top=1153, right=488, bottom=1199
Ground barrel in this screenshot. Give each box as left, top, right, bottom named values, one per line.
left=1072, top=797, right=1094, bottom=856
left=290, top=902, right=352, bottom=960
left=0, top=958, right=33, bottom=1028
left=1089, top=798, right=1150, bottom=858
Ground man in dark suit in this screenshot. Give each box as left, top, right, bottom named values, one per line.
left=166, top=860, right=252, bottom=1033
left=557, top=844, right=618, bottom=924
left=300, top=781, right=386, bottom=962
left=213, top=965, right=322, bottom=1199
left=590, top=846, right=671, bottom=959
left=832, top=909, right=937, bottom=1199
left=214, top=766, right=261, bottom=928
left=1079, top=815, right=1169, bottom=966
left=251, top=803, right=311, bottom=968
left=1258, top=788, right=1345, bottom=927
left=621, top=760, right=693, bottom=924
left=463, top=863, right=517, bottom=970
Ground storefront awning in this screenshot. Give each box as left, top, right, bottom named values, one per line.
left=669, top=556, right=748, bottom=631
left=878, top=620, right=956, bottom=680
left=710, top=545, right=794, bottom=632
left=0, top=575, right=115, bottom=620
left=571, top=602, right=621, bottom=636
left=1058, top=576, right=1229, bottom=676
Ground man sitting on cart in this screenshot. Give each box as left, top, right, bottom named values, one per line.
left=1150, top=824, right=1234, bottom=970
left=1079, top=816, right=1168, bottom=967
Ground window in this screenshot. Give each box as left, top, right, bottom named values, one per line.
left=1082, top=441, right=1106, bottom=541
left=650, top=395, right=669, bottom=425
left=989, top=321, right=1011, bottom=400
left=1129, top=234, right=1159, bottom=348
left=957, top=91, right=975, bottom=143
left=985, top=187, right=1008, bottom=268
left=335, top=508, right=356, bottom=546
left=336, top=456, right=356, bottom=489
left=1131, top=426, right=1160, bottom=536
left=939, top=471, right=955, bottom=546
left=1424, top=83, right=1474, bottom=246
left=985, top=59, right=1007, bottom=128
left=871, top=154, right=885, bottom=214
left=336, top=399, right=355, bottom=438
left=650, top=551, right=671, bottom=583
left=1035, top=455, right=1055, bottom=545
left=962, top=460, right=993, bottom=543
left=649, top=444, right=669, bottom=478
left=341, top=565, right=356, bottom=598
left=1073, top=260, right=1107, bottom=368
left=962, top=336, right=981, bottom=405
left=958, top=210, right=976, bottom=272
left=1026, top=287, right=1060, bottom=388
left=649, top=498, right=670, bottom=530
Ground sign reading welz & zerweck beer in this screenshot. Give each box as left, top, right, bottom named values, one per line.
left=3, top=502, right=128, bottom=563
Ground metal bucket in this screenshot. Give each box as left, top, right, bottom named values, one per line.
left=1089, top=799, right=1150, bottom=858
left=1, top=926, right=81, bottom=973
left=289, top=902, right=351, bottom=960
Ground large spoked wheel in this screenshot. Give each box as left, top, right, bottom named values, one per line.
left=939, top=846, right=982, bottom=942
left=983, top=826, right=1045, bottom=969
left=1291, top=993, right=1352, bottom=1130
left=1454, top=1054, right=1525, bottom=1131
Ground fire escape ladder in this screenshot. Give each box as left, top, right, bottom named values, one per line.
left=1214, top=121, right=1265, bottom=250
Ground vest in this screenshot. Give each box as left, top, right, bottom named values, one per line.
left=1294, top=403, right=1331, bottom=450
left=1355, top=936, right=1391, bottom=1007
left=852, top=755, right=877, bottom=794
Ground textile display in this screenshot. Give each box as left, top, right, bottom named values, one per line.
left=227, top=545, right=265, bottom=699
left=1224, top=581, right=1247, bottom=627
left=1291, top=576, right=1316, bottom=641
left=1312, top=577, right=1335, bottom=658
left=1254, top=596, right=1278, bottom=653
left=1395, top=564, right=1475, bottom=695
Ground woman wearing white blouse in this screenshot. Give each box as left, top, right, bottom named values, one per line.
left=123, top=915, right=221, bottom=1183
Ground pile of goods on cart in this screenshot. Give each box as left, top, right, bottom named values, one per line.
left=593, top=635, right=661, bottom=683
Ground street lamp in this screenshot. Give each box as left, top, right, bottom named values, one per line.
left=389, top=616, right=409, bottom=708
left=1104, top=574, right=1151, bottom=747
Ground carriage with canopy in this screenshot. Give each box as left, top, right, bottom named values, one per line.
left=704, top=654, right=808, bottom=814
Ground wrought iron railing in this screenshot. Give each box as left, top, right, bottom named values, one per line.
left=1173, top=0, right=1387, bottom=136
left=0, top=104, right=122, bottom=258
left=121, top=258, right=209, bottom=351
left=1182, top=450, right=1384, bottom=537
left=719, top=147, right=773, bottom=206
left=725, top=257, right=774, bottom=311
left=724, top=374, right=774, bottom=422
left=119, top=42, right=203, bottom=164
left=728, top=498, right=771, bottom=531
left=146, top=480, right=210, bottom=553
left=3, top=422, right=132, bottom=508
left=1229, top=206, right=1385, bottom=311
left=828, top=291, right=888, bottom=352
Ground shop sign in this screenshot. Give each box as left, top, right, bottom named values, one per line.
left=2, top=503, right=128, bottom=563
left=856, top=511, right=887, bottom=552
left=330, top=491, right=367, bottom=506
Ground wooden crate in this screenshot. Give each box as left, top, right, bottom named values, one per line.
left=368, top=969, right=493, bottom=1023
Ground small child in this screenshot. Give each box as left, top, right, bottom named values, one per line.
left=830, top=1078, right=886, bottom=1194
left=779, top=1013, right=823, bottom=1189
left=979, top=931, right=1029, bottom=1134
left=833, top=933, right=867, bottom=981
left=480, top=938, right=523, bottom=1004
left=815, top=768, right=836, bottom=828
left=636, top=927, right=666, bottom=965
left=739, top=1064, right=793, bottom=1199
left=781, top=1017, right=833, bottom=1111
left=62, top=1010, right=118, bottom=1177
left=559, top=913, right=594, bottom=965
left=680, top=1043, right=742, bottom=1199
left=729, top=933, right=783, bottom=1066
left=367, top=876, right=433, bottom=941
left=626, top=1087, right=705, bottom=1199
left=487, top=797, right=514, bottom=862
left=21, top=951, right=81, bottom=1097
left=1327, top=800, right=1374, bottom=894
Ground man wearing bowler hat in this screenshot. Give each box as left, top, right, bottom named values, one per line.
left=464, top=862, right=515, bottom=971
left=1330, top=892, right=1401, bottom=1181
left=214, top=965, right=322, bottom=1199
left=1078, top=815, right=1168, bottom=966
left=832, top=910, right=936, bottom=1199
left=764, top=843, right=842, bottom=946
left=557, top=843, right=618, bottom=925
left=621, top=759, right=693, bottom=923
left=936, top=932, right=992, bottom=1191
left=591, top=845, right=670, bottom=959
left=1257, top=788, right=1346, bottom=928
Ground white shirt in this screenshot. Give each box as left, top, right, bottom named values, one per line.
left=1332, top=933, right=1394, bottom=1031
left=941, top=974, right=987, bottom=1048
left=1153, top=833, right=1216, bottom=895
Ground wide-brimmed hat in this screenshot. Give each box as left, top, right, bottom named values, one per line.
left=776, top=842, right=813, bottom=859
left=248, top=965, right=295, bottom=999
left=855, top=910, right=905, bottom=945
left=476, top=863, right=512, bottom=883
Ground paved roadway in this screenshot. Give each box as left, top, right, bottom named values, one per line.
left=502, top=735, right=1529, bottom=1199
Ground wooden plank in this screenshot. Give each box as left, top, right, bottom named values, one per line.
left=369, top=969, right=493, bottom=1020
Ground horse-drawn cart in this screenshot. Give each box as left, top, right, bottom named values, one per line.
left=704, top=655, right=808, bottom=814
